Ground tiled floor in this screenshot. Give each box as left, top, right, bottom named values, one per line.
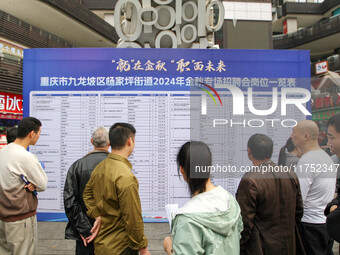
left=37, top=222, right=339, bottom=255
left=37, top=222, right=169, bottom=255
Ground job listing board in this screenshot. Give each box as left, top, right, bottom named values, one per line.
left=29, top=91, right=305, bottom=217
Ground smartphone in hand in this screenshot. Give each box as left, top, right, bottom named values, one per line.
left=21, top=175, right=38, bottom=196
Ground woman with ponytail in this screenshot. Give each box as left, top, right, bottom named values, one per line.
left=163, top=141, right=243, bottom=255
left=278, top=138, right=302, bottom=169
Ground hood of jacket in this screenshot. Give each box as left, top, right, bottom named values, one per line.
left=174, top=186, right=243, bottom=237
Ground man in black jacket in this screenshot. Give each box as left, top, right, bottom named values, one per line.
left=325, top=114, right=340, bottom=247
left=64, top=126, right=110, bottom=255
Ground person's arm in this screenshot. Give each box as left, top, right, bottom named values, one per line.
left=25, top=154, right=47, bottom=192
left=64, top=162, right=92, bottom=238
left=85, top=216, right=102, bottom=244
left=171, top=216, right=204, bottom=255
left=325, top=187, right=340, bottom=216
left=24, top=183, right=36, bottom=192
left=295, top=161, right=312, bottom=203
left=118, top=178, right=148, bottom=252
left=83, top=174, right=101, bottom=219
left=83, top=172, right=104, bottom=244
left=236, top=177, right=257, bottom=252
left=294, top=173, right=304, bottom=222
left=163, top=236, right=173, bottom=255
left=139, top=247, right=151, bottom=255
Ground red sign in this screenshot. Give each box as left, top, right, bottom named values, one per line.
left=315, top=61, right=328, bottom=75
left=283, top=19, right=287, bottom=34
left=0, top=92, right=23, bottom=117
left=312, top=93, right=340, bottom=111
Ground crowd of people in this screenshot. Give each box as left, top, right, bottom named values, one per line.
left=0, top=115, right=340, bottom=255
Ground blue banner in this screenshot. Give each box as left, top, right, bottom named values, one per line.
left=23, top=48, right=311, bottom=222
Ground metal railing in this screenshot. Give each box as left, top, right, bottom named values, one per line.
left=273, top=14, right=340, bottom=49
left=0, top=55, right=23, bottom=94
left=0, top=10, right=73, bottom=48
left=40, top=0, right=119, bottom=43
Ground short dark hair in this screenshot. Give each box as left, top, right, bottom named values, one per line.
left=327, top=114, right=340, bottom=133
left=16, top=117, right=42, bottom=139
left=177, top=141, right=211, bottom=196
left=6, top=127, right=17, bottom=144
left=248, top=133, right=273, bottom=160
left=109, top=123, right=136, bottom=150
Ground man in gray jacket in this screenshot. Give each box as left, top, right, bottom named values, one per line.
left=64, top=126, right=109, bottom=255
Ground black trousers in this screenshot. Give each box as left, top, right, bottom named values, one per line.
left=75, top=240, right=94, bottom=255
left=298, top=222, right=334, bottom=255
left=75, top=242, right=137, bottom=255
left=120, top=247, right=138, bottom=255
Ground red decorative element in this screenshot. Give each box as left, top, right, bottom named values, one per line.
left=323, top=96, right=333, bottom=107
left=315, top=97, right=323, bottom=109
left=283, top=19, right=288, bottom=34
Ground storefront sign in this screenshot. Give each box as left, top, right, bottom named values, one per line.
left=312, top=109, right=340, bottom=121
left=0, top=40, right=24, bottom=58
left=315, top=61, right=328, bottom=75
left=0, top=92, right=23, bottom=119
left=311, top=93, right=340, bottom=110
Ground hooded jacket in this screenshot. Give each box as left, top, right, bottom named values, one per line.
left=171, top=186, right=243, bottom=255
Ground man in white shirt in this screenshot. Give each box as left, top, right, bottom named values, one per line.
left=0, top=117, right=48, bottom=255
left=291, top=120, right=336, bottom=255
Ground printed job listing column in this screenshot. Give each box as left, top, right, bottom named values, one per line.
left=30, top=93, right=62, bottom=210
left=149, top=94, right=168, bottom=211
left=201, top=93, right=239, bottom=193
left=99, top=93, right=128, bottom=128
left=80, top=94, right=100, bottom=154
left=59, top=95, right=84, bottom=208
left=169, top=93, right=191, bottom=207
left=127, top=94, right=153, bottom=212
